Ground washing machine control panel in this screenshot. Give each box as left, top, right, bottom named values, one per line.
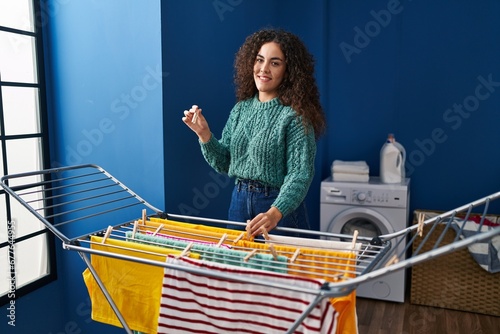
left=321, top=181, right=409, bottom=208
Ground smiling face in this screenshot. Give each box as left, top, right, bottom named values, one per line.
left=253, top=42, right=286, bottom=102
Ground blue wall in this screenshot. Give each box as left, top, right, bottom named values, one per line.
left=162, top=0, right=329, bottom=228
left=327, top=0, right=500, bottom=213
left=5, top=0, right=500, bottom=333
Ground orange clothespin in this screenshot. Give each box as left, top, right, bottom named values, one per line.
left=216, top=233, right=228, bottom=248
left=244, top=249, right=258, bottom=262
left=101, top=226, right=113, bottom=244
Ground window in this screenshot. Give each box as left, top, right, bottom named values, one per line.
left=0, top=0, right=56, bottom=305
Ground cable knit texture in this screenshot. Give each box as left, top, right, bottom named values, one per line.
left=200, top=96, right=316, bottom=216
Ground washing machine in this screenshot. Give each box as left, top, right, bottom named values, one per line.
left=320, top=176, right=410, bottom=303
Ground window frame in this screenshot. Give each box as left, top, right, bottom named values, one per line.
left=0, top=0, right=57, bottom=305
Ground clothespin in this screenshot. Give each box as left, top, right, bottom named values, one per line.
left=131, top=220, right=138, bottom=239
left=216, top=233, right=228, bottom=248
left=351, top=230, right=359, bottom=250
left=332, top=273, right=344, bottom=282
left=177, top=242, right=193, bottom=258
left=233, top=232, right=245, bottom=244
left=244, top=249, right=258, bottom=262
left=141, top=209, right=147, bottom=225
left=290, top=248, right=301, bottom=263
left=260, top=227, right=270, bottom=240
left=191, top=110, right=199, bottom=123
left=385, top=254, right=399, bottom=267
left=152, top=224, right=164, bottom=237
left=417, top=212, right=425, bottom=237
left=268, top=244, right=278, bottom=261
left=245, top=220, right=251, bottom=240
left=101, top=226, right=113, bottom=244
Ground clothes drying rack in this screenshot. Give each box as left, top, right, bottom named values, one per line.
left=2, top=164, right=500, bottom=334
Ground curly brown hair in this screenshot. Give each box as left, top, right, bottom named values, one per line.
left=234, top=28, right=326, bottom=139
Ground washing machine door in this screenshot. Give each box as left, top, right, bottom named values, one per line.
left=326, top=206, right=395, bottom=242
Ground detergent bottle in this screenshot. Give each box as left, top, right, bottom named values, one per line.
left=380, top=133, right=406, bottom=183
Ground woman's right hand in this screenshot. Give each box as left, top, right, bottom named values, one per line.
left=182, top=105, right=212, bottom=143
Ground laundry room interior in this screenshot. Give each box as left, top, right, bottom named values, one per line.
left=1, top=0, right=500, bottom=333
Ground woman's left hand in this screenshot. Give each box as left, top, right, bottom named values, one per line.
left=246, top=207, right=283, bottom=237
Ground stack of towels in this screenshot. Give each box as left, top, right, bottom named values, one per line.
left=331, top=160, right=370, bottom=182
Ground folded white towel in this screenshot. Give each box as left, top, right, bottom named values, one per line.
left=331, top=160, right=369, bottom=174
left=267, top=234, right=362, bottom=252
left=332, top=172, right=369, bottom=183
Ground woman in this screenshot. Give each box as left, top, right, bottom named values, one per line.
left=182, top=28, right=326, bottom=237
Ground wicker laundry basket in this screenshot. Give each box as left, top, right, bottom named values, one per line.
left=410, top=210, right=500, bottom=316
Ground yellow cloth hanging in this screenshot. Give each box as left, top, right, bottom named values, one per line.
left=143, top=217, right=253, bottom=243
left=82, top=235, right=200, bottom=333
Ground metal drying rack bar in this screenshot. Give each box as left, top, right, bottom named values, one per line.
left=2, top=164, right=500, bottom=333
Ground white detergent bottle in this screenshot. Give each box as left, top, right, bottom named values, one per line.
left=380, top=133, right=406, bottom=183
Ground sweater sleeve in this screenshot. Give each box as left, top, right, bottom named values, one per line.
left=199, top=104, right=239, bottom=174
left=272, top=119, right=316, bottom=217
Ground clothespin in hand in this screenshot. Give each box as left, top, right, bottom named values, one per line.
left=260, top=227, right=270, bottom=240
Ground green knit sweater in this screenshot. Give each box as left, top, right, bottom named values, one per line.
left=200, top=96, right=316, bottom=217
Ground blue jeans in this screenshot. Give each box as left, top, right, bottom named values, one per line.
left=227, top=179, right=311, bottom=237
